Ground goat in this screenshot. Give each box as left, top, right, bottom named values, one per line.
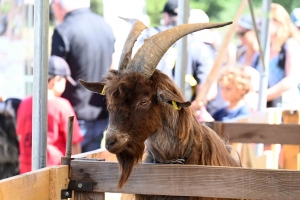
left=80, top=19, right=243, bottom=200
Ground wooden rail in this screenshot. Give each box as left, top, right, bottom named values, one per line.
left=1, top=147, right=299, bottom=200
left=70, top=160, right=300, bottom=200
left=72, top=148, right=117, bottom=161
left=1, top=116, right=299, bottom=200
left=209, top=122, right=300, bottom=145
left=0, top=166, right=68, bottom=200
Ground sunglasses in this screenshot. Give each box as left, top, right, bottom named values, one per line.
left=236, top=30, right=250, bottom=37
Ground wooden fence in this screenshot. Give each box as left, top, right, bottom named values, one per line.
left=211, top=122, right=300, bottom=145
left=69, top=159, right=300, bottom=200
left=0, top=166, right=68, bottom=200
left=0, top=112, right=299, bottom=200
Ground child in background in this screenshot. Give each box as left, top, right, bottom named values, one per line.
left=243, top=66, right=260, bottom=113
left=199, top=65, right=252, bottom=122
left=17, top=56, right=83, bottom=174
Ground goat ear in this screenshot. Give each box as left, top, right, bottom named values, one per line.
left=157, top=89, right=191, bottom=109
left=79, top=79, right=106, bottom=95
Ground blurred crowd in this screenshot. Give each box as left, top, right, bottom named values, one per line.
left=0, top=0, right=300, bottom=179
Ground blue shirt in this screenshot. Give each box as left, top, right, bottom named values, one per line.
left=252, top=38, right=300, bottom=107
left=212, top=105, right=251, bottom=121
left=253, top=52, right=285, bottom=88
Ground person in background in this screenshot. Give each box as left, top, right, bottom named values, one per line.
left=17, top=56, right=83, bottom=174
left=134, top=1, right=226, bottom=116
left=290, top=8, right=300, bottom=32
left=0, top=101, right=20, bottom=179
left=188, top=8, right=218, bottom=103
left=198, top=65, right=252, bottom=122
left=51, top=0, right=115, bottom=152
left=133, top=0, right=179, bottom=79
left=236, top=15, right=259, bottom=67
left=253, top=3, right=300, bottom=108
left=243, top=66, right=260, bottom=113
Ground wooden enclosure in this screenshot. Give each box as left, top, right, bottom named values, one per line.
left=70, top=159, right=300, bottom=200
left=0, top=166, right=69, bottom=200
left=0, top=110, right=299, bottom=200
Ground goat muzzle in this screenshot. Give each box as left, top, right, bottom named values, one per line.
left=105, top=129, right=129, bottom=154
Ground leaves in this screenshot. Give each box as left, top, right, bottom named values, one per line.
left=140, top=0, right=300, bottom=26
left=145, top=0, right=168, bottom=26
left=88, top=0, right=300, bottom=27
left=90, top=0, right=103, bottom=16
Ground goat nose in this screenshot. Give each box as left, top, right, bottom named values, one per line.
left=105, top=137, right=117, bottom=150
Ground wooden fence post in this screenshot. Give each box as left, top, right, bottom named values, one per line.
left=282, top=110, right=300, bottom=170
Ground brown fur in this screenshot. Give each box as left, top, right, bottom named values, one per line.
left=103, top=69, right=242, bottom=200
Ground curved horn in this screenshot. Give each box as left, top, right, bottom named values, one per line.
left=118, top=17, right=147, bottom=70
left=127, top=22, right=232, bottom=78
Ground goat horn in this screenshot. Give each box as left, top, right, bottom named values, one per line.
left=126, top=22, right=232, bottom=78
left=118, top=17, right=147, bottom=70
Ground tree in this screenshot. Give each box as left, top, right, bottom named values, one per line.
left=145, top=0, right=243, bottom=26
left=143, top=0, right=300, bottom=26
left=145, top=0, right=167, bottom=26
left=90, top=0, right=103, bottom=16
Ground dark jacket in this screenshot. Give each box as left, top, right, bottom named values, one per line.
left=51, top=8, right=115, bottom=120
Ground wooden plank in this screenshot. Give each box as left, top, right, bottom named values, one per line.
left=0, top=168, right=50, bottom=200
left=255, top=154, right=267, bottom=169
left=74, top=191, right=104, bottom=200
left=282, top=110, right=300, bottom=170
left=72, top=149, right=106, bottom=159
left=283, top=145, right=299, bottom=169
left=49, top=166, right=69, bottom=200
left=214, top=123, right=300, bottom=145
left=298, top=153, right=300, bottom=170
left=225, top=108, right=282, bottom=124
left=70, top=161, right=300, bottom=200
left=72, top=149, right=117, bottom=162
left=244, top=144, right=256, bottom=168
left=282, top=110, right=300, bottom=124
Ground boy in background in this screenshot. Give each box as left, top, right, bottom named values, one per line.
left=17, top=56, right=83, bottom=173
left=199, top=65, right=253, bottom=121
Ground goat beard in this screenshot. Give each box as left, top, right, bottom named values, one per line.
left=116, top=140, right=145, bottom=188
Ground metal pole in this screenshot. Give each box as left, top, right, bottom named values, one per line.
left=258, top=0, right=271, bottom=112
left=255, top=0, right=272, bottom=157
left=66, top=116, right=74, bottom=158
left=248, top=0, right=266, bottom=72
left=32, top=0, right=49, bottom=170
left=175, top=0, right=189, bottom=96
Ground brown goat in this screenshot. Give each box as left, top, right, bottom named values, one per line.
left=80, top=19, right=243, bottom=200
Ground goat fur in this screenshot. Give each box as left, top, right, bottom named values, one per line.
left=101, top=69, right=243, bottom=200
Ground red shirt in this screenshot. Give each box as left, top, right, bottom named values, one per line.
left=17, top=96, right=83, bottom=173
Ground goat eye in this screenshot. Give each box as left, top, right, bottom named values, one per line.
left=140, top=101, right=147, bottom=106
left=138, top=100, right=151, bottom=107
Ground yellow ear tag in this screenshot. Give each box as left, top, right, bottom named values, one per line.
left=172, top=101, right=181, bottom=110
left=100, top=85, right=106, bottom=95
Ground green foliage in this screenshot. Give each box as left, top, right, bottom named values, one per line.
left=90, top=0, right=103, bottom=16
left=189, top=0, right=228, bottom=21
left=88, top=0, right=300, bottom=26
left=145, top=0, right=167, bottom=26
left=141, top=0, right=300, bottom=26
left=272, top=0, right=300, bottom=13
